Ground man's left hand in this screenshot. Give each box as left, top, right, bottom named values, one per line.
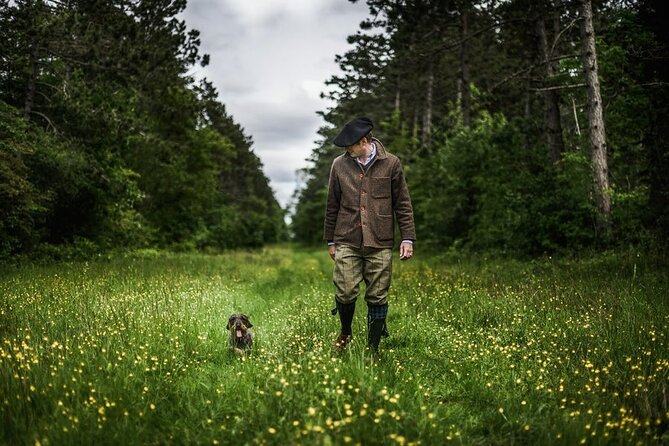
left=399, top=241, right=413, bottom=260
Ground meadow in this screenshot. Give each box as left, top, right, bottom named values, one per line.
left=1, top=246, right=667, bottom=445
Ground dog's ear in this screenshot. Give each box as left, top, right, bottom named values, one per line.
left=226, top=314, right=236, bottom=330
left=241, top=314, right=253, bottom=328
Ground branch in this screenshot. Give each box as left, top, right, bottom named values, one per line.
left=637, top=81, right=669, bottom=87
left=549, top=18, right=581, bottom=60
left=36, top=80, right=60, bottom=92
left=403, top=17, right=527, bottom=59
left=531, top=79, right=669, bottom=94
left=35, top=89, right=53, bottom=103
left=444, top=18, right=527, bottom=52
left=530, top=83, right=586, bottom=92
left=29, top=110, right=58, bottom=133
left=490, top=53, right=580, bottom=92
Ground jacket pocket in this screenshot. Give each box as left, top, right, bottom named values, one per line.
left=334, top=207, right=358, bottom=238
left=371, top=177, right=391, bottom=199
left=376, top=214, right=393, bottom=241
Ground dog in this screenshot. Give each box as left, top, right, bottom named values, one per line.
left=227, top=313, right=254, bottom=355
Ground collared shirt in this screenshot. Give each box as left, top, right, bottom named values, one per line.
left=357, top=141, right=377, bottom=167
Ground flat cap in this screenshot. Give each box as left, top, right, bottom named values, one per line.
left=333, top=117, right=374, bottom=147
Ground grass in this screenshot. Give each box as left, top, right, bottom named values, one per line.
left=1, top=246, right=667, bottom=445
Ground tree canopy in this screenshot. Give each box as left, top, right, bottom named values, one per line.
left=292, top=0, right=669, bottom=254
left=1, top=0, right=287, bottom=259
left=2, top=0, right=666, bottom=257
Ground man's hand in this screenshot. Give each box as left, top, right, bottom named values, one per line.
left=399, top=241, right=413, bottom=260
left=328, top=244, right=336, bottom=261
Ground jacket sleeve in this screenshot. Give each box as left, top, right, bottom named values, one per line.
left=391, top=158, right=416, bottom=241
left=323, top=161, right=341, bottom=241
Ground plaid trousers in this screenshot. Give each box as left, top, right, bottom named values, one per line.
left=333, top=245, right=392, bottom=307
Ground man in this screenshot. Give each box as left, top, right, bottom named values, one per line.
left=324, top=116, right=416, bottom=357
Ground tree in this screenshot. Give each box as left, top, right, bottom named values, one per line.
left=0, top=0, right=286, bottom=256
left=580, top=0, right=611, bottom=231
left=457, top=0, right=472, bottom=127
left=534, top=0, right=565, bottom=163
left=293, top=0, right=666, bottom=253
left=636, top=0, right=669, bottom=243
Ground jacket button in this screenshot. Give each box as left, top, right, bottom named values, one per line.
left=359, top=174, right=364, bottom=179
left=360, top=206, right=365, bottom=211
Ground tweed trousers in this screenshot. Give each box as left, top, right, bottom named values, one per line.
left=333, top=245, right=392, bottom=306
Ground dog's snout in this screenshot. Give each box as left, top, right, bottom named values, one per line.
left=231, top=319, right=246, bottom=329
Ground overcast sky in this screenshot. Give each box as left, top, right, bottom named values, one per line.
left=181, top=0, right=370, bottom=210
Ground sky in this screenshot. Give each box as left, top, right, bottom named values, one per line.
left=181, top=0, right=371, bottom=210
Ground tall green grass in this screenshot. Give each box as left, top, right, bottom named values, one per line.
left=1, top=247, right=667, bottom=445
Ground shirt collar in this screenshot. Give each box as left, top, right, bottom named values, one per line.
left=357, top=141, right=377, bottom=166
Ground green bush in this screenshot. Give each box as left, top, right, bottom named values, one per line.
left=411, top=112, right=597, bottom=254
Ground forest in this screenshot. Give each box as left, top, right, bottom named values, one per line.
left=293, top=0, right=668, bottom=255
left=2, top=2, right=668, bottom=443
left=0, top=0, right=287, bottom=260
left=1, top=0, right=668, bottom=259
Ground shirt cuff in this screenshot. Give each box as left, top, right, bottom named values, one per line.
left=401, top=240, right=413, bottom=244
left=327, top=241, right=335, bottom=246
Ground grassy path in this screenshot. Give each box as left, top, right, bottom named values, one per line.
left=1, top=246, right=668, bottom=445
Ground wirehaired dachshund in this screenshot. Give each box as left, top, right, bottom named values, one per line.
left=227, top=313, right=254, bottom=354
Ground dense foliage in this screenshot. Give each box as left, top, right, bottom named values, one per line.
left=292, top=0, right=668, bottom=254
left=0, top=0, right=286, bottom=259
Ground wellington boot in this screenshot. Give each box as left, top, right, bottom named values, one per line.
left=334, top=334, right=352, bottom=352
left=367, top=318, right=385, bottom=354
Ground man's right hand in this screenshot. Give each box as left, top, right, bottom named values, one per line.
left=328, top=244, right=336, bottom=260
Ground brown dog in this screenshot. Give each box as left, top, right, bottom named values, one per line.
left=227, top=313, right=254, bottom=354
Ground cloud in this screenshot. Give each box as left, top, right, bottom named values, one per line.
left=225, top=0, right=341, bottom=26
left=182, top=0, right=369, bottom=209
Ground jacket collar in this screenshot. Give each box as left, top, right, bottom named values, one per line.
left=343, top=137, right=388, bottom=160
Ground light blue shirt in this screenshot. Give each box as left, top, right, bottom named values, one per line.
left=357, top=142, right=377, bottom=166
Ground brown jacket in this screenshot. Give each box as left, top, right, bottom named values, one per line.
left=324, top=138, right=416, bottom=248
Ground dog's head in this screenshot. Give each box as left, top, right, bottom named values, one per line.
left=227, top=313, right=253, bottom=340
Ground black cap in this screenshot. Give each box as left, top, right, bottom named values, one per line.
left=333, top=117, right=373, bottom=147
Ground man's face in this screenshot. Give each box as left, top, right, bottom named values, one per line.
left=346, top=138, right=366, bottom=158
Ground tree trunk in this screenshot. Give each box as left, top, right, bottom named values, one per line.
left=421, top=67, right=434, bottom=148
left=394, top=76, right=401, bottom=115
left=412, top=106, right=419, bottom=148
left=458, top=4, right=471, bottom=127
left=524, top=76, right=532, bottom=119
left=535, top=7, right=564, bottom=164
left=580, top=0, right=611, bottom=229
left=24, top=39, right=38, bottom=120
